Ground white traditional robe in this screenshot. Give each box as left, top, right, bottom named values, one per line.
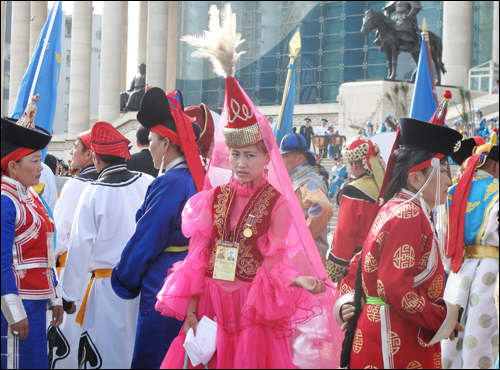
left=442, top=172, right=499, bottom=369
left=61, top=166, right=152, bottom=369
left=47, top=172, right=94, bottom=369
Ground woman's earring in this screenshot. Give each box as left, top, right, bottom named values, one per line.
left=159, top=154, right=165, bottom=175
left=230, top=170, right=235, bottom=183
left=263, top=167, right=269, bottom=180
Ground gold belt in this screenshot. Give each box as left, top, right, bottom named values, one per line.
left=75, top=268, right=113, bottom=327
left=464, top=245, right=499, bottom=259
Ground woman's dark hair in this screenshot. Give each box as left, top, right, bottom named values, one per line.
left=44, top=153, right=58, bottom=175
left=255, top=140, right=269, bottom=155
left=382, top=147, right=439, bottom=203
left=340, top=254, right=364, bottom=368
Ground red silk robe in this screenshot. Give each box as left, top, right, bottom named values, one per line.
left=339, top=190, right=457, bottom=369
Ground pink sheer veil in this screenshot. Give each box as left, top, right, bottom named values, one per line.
left=203, top=80, right=343, bottom=368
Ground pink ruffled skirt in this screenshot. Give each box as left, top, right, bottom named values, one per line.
left=160, top=277, right=297, bottom=369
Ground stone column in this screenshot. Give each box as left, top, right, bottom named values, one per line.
left=29, top=1, right=47, bottom=59
left=1, top=1, right=6, bottom=116
left=137, top=1, right=147, bottom=65
left=493, top=0, right=499, bottom=64
left=441, top=1, right=472, bottom=87
left=121, top=1, right=128, bottom=92
left=165, top=1, right=178, bottom=92
left=9, top=1, right=30, bottom=115
left=68, top=1, right=92, bottom=134
left=146, top=1, right=168, bottom=91
left=98, top=1, right=123, bottom=123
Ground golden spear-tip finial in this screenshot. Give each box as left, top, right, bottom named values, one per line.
left=289, top=28, right=301, bottom=59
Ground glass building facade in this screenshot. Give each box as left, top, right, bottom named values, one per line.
left=176, top=1, right=445, bottom=110
left=472, top=1, right=494, bottom=67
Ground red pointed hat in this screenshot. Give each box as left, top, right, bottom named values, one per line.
left=185, top=103, right=215, bottom=158
left=429, top=89, right=451, bottom=126
left=79, top=129, right=92, bottom=150
left=90, top=121, right=132, bottom=160
left=222, top=77, right=263, bottom=147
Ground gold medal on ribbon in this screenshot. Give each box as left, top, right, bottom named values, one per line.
left=243, top=214, right=255, bottom=238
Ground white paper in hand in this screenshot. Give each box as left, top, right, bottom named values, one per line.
left=183, top=316, right=217, bottom=367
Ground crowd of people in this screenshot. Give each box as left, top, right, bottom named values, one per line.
left=1, top=4, right=499, bottom=370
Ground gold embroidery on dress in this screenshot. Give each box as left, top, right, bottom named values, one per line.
left=466, top=201, right=480, bottom=213
left=484, top=179, right=498, bottom=201
left=213, top=184, right=231, bottom=236
left=236, top=185, right=276, bottom=278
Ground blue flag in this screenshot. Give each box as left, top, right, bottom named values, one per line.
left=273, top=63, right=295, bottom=145
left=409, top=37, right=437, bottom=121
left=12, top=1, right=62, bottom=158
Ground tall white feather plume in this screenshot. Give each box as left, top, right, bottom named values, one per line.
left=180, top=3, right=246, bottom=78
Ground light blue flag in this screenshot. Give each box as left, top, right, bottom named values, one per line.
left=409, top=37, right=437, bottom=121
left=12, top=1, right=62, bottom=159
left=273, top=63, right=295, bottom=145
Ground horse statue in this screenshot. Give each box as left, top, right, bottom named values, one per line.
left=361, top=8, right=446, bottom=85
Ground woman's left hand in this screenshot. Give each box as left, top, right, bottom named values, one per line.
left=49, top=305, right=64, bottom=327
left=295, top=276, right=326, bottom=294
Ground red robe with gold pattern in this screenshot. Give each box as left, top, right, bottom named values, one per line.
left=339, top=190, right=457, bottom=369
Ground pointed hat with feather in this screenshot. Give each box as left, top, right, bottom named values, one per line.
left=181, top=4, right=262, bottom=148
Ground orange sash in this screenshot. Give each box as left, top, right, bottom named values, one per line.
left=75, top=269, right=113, bottom=327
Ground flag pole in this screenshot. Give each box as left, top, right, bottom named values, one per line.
left=276, top=28, right=301, bottom=133
left=422, top=18, right=438, bottom=106
left=29, top=1, right=60, bottom=99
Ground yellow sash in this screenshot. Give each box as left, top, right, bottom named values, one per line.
left=164, top=246, right=189, bottom=252
left=56, top=251, right=68, bottom=276
left=464, top=245, right=499, bottom=259
left=75, top=269, right=113, bottom=327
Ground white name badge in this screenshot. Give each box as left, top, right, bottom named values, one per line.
left=213, top=241, right=239, bottom=282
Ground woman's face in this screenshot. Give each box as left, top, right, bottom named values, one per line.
left=148, top=131, right=167, bottom=169
left=10, top=151, right=44, bottom=188
left=229, top=143, right=270, bottom=185
left=419, top=161, right=451, bottom=207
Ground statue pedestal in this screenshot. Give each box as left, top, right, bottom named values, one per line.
left=337, top=80, right=487, bottom=139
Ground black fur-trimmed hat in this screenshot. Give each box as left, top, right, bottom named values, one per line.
left=137, top=87, right=178, bottom=132
left=1, top=117, right=52, bottom=155
left=450, top=137, right=486, bottom=166
left=398, top=118, right=463, bottom=157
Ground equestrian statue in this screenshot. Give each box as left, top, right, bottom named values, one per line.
left=361, top=1, right=446, bottom=85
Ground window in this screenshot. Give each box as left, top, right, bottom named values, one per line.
left=176, top=1, right=443, bottom=106
left=65, top=21, right=72, bottom=37
left=66, top=50, right=71, bottom=67
left=64, top=104, right=69, bottom=121
left=5, top=43, right=11, bottom=61
left=3, top=71, right=10, bottom=89
left=65, top=77, right=70, bottom=94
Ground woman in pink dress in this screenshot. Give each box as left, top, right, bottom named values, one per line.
left=155, top=5, right=342, bottom=368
